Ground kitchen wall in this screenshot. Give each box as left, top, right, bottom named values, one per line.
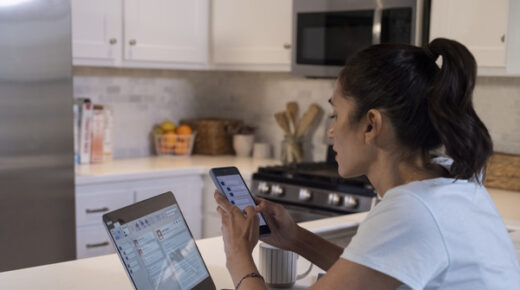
left=73, top=67, right=520, bottom=160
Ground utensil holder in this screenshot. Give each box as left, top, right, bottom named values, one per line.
left=281, top=135, right=303, bottom=164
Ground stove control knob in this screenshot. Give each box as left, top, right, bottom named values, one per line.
left=270, top=184, right=284, bottom=196
left=327, top=193, right=342, bottom=206
left=342, top=195, right=358, bottom=209
left=257, top=182, right=270, bottom=194
left=298, top=189, right=312, bottom=201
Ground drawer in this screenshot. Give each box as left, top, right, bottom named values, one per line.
left=76, top=190, right=134, bottom=227
left=76, top=224, right=115, bottom=259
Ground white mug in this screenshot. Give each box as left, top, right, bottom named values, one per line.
left=252, top=143, right=271, bottom=159
left=258, top=242, right=313, bottom=288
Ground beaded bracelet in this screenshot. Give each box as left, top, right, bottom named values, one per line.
left=235, top=272, right=264, bottom=290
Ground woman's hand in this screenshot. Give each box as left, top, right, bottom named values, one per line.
left=254, top=197, right=300, bottom=251
left=214, top=191, right=267, bottom=290
left=214, top=190, right=259, bottom=260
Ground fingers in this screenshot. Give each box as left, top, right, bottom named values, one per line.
left=244, top=206, right=256, bottom=219
left=255, top=198, right=279, bottom=215
left=214, top=190, right=234, bottom=213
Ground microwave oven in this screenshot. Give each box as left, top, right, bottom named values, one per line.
left=292, top=0, right=430, bottom=78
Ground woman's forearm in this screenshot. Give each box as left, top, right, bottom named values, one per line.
left=290, top=226, right=344, bottom=271
left=226, top=253, right=268, bottom=290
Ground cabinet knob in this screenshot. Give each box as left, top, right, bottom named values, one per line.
left=129, top=39, right=137, bottom=46
left=501, top=34, right=505, bottom=43
left=283, top=43, right=291, bottom=49
left=109, top=38, right=117, bottom=45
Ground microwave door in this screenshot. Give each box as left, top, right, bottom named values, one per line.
left=293, top=10, right=375, bottom=77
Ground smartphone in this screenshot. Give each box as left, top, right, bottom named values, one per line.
left=209, top=166, right=271, bottom=236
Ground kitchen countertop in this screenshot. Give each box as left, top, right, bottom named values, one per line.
left=75, top=156, right=520, bottom=222
left=0, top=213, right=367, bottom=290
left=75, top=155, right=281, bottom=185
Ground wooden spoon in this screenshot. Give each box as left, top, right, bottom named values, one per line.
left=286, top=102, right=299, bottom=134
left=296, top=104, right=322, bottom=137
left=274, top=111, right=291, bottom=135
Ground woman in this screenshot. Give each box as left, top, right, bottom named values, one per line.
left=214, top=38, right=520, bottom=289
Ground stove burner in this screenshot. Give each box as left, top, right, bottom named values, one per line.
left=254, top=162, right=374, bottom=195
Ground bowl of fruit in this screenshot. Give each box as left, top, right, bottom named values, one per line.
left=153, top=120, right=195, bottom=156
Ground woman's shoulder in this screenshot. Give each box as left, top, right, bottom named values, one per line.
left=381, top=177, right=483, bottom=214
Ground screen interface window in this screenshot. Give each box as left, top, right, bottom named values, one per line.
left=216, top=174, right=267, bottom=226
left=107, top=205, right=208, bottom=290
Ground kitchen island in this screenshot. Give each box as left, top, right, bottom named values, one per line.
left=73, top=155, right=520, bottom=260
left=0, top=214, right=367, bottom=290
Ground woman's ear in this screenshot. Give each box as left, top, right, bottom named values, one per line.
left=364, top=109, right=382, bottom=144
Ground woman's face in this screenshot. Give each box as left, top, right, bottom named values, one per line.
left=328, top=81, right=372, bottom=178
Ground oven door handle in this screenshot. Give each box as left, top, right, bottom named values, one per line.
left=372, top=8, right=383, bottom=44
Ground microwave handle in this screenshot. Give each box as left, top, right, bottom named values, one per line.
left=372, top=8, right=383, bottom=44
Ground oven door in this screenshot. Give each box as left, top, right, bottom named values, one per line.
left=292, top=0, right=421, bottom=78
left=281, top=203, right=343, bottom=223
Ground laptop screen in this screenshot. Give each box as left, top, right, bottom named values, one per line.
left=106, top=203, right=209, bottom=290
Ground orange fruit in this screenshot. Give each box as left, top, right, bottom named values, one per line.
left=176, top=125, right=193, bottom=135
left=175, top=142, right=190, bottom=155
left=161, top=131, right=177, bottom=149
left=157, top=145, right=171, bottom=155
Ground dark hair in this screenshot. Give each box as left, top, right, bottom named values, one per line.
left=338, top=38, right=493, bottom=183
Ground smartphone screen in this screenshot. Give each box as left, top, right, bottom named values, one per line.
left=215, top=174, right=267, bottom=227
left=210, top=167, right=271, bottom=236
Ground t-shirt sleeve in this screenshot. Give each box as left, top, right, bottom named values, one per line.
left=341, top=191, right=449, bottom=290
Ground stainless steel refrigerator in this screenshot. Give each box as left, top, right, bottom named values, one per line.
left=0, top=0, right=75, bottom=271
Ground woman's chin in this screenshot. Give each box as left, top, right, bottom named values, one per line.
left=337, top=165, right=361, bottom=179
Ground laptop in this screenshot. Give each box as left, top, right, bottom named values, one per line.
left=103, top=191, right=216, bottom=290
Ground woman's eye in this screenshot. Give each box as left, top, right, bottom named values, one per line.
left=329, top=114, right=337, bottom=119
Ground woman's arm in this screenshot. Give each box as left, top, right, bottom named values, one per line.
left=254, top=197, right=343, bottom=270
left=291, top=226, right=344, bottom=270
left=214, top=191, right=268, bottom=290
left=309, top=258, right=402, bottom=290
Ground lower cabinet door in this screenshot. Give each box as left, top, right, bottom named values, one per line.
left=134, top=176, right=203, bottom=239
left=76, top=190, right=134, bottom=227
left=76, top=224, right=115, bottom=259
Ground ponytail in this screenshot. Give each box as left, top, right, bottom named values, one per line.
left=425, top=38, right=493, bottom=182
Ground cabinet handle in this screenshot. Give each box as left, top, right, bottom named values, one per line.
left=129, top=39, right=137, bottom=46
left=109, top=38, right=117, bottom=45
left=501, top=34, right=505, bottom=43
left=85, top=207, right=109, bottom=214
left=86, top=241, right=110, bottom=249
left=283, top=43, right=291, bottom=49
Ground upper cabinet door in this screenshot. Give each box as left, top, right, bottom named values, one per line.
left=71, top=0, right=122, bottom=65
left=430, top=0, right=509, bottom=68
left=123, top=0, right=209, bottom=65
left=211, top=0, right=292, bottom=71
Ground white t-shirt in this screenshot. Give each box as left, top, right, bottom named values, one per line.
left=341, top=160, right=520, bottom=289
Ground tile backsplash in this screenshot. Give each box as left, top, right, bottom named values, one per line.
left=73, top=67, right=520, bottom=160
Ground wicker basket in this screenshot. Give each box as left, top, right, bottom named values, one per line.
left=180, top=119, right=243, bottom=155
left=154, top=132, right=196, bottom=156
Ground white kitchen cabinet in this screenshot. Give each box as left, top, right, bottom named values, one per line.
left=123, top=0, right=209, bottom=67
left=430, top=0, right=520, bottom=75
left=134, top=175, right=204, bottom=239
left=76, top=189, right=134, bottom=227
left=210, top=0, right=292, bottom=71
left=75, top=173, right=204, bottom=259
left=76, top=224, right=116, bottom=259
left=71, top=0, right=209, bottom=70
left=71, top=0, right=122, bottom=66
left=201, top=174, right=253, bottom=238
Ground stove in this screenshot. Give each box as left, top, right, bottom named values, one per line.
left=252, top=161, right=377, bottom=222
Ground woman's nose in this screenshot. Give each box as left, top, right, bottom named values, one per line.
left=327, top=127, right=334, bottom=139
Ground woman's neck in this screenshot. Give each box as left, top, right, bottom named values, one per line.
left=367, top=151, right=446, bottom=198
